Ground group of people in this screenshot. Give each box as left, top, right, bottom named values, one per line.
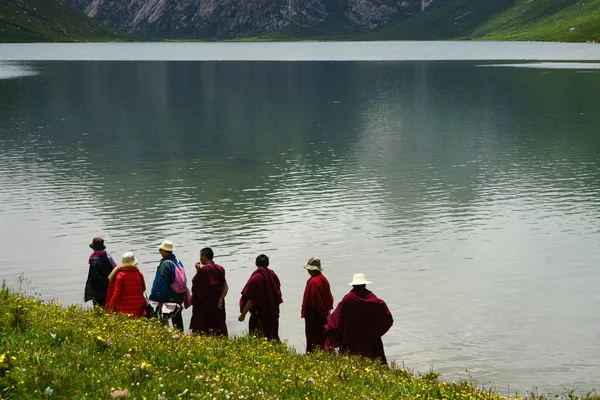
left=84, top=237, right=394, bottom=363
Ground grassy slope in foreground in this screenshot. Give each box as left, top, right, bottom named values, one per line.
left=0, top=0, right=132, bottom=43
left=360, top=0, right=600, bottom=42
left=0, top=286, right=518, bottom=399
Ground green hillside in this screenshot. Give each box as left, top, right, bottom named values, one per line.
left=363, top=0, right=600, bottom=42
left=468, top=0, right=600, bottom=42
left=0, top=0, right=132, bottom=42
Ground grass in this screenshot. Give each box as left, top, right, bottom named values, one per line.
left=0, top=0, right=135, bottom=43
left=1, top=280, right=599, bottom=399
left=362, top=0, right=600, bottom=42
left=467, top=0, right=600, bottom=42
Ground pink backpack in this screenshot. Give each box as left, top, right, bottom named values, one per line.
left=169, top=260, right=192, bottom=309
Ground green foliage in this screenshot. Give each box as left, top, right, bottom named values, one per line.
left=0, top=0, right=134, bottom=42
left=0, top=288, right=531, bottom=400
left=361, top=0, right=600, bottom=42
left=467, top=0, right=600, bottom=42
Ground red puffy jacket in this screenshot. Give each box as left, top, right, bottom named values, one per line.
left=105, top=265, right=147, bottom=318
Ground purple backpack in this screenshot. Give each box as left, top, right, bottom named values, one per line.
left=169, top=260, right=187, bottom=293
left=169, top=260, right=192, bottom=309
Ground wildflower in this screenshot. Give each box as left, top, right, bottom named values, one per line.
left=307, top=377, right=315, bottom=383
left=172, top=334, right=180, bottom=339
left=125, top=353, right=131, bottom=358
left=45, top=387, right=53, bottom=396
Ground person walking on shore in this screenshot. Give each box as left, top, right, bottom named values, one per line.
left=301, top=257, right=333, bottom=353
left=325, top=273, right=393, bottom=364
left=150, top=240, right=186, bottom=331
left=105, top=252, right=147, bottom=318
left=239, top=254, right=283, bottom=341
left=84, top=237, right=117, bottom=307
left=190, top=247, right=229, bottom=336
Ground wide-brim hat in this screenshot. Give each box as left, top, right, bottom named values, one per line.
left=158, top=240, right=175, bottom=252
left=89, top=237, right=106, bottom=250
left=121, top=251, right=138, bottom=266
left=303, top=257, right=323, bottom=271
left=348, top=273, right=372, bottom=286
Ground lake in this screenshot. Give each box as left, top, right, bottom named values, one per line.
left=1, top=41, right=599, bottom=395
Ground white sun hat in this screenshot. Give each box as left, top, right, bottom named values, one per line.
left=121, top=251, right=138, bottom=266
left=348, top=273, right=372, bottom=286
left=158, top=240, right=175, bottom=252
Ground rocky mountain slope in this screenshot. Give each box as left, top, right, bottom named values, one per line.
left=62, top=0, right=434, bottom=38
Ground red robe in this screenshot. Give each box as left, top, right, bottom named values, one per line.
left=301, top=272, right=333, bottom=352
left=190, top=262, right=228, bottom=336
left=325, top=287, right=393, bottom=364
left=240, top=267, right=283, bottom=341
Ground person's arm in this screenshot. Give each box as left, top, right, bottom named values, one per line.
left=149, top=262, right=169, bottom=303
left=105, top=280, right=115, bottom=310
left=218, top=281, right=229, bottom=309
left=238, top=299, right=253, bottom=321
left=108, top=276, right=123, bottom=311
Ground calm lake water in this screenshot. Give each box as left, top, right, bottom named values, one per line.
left=1, top=42, right=600, bottom=394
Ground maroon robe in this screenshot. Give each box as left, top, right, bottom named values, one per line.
left=325, top=287, right=393, bottom=364
left=301, top=272, right=334, bottom=352
left=240, top=267, right=283, bottom=341
left=190, top=262, right=228, bottom=336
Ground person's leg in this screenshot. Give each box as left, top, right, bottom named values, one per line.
left=172, top=307, right=184, bottom=331
left=306, top=312, right=327, bottom=352
left=269, top=317, right=280, bottom=342
left=249, top=311, right=262, bottom=337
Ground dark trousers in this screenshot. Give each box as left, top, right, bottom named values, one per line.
left=249, top=311, right=280, bottom=342
left=340, top=338, right=387, bottom=365
left=159, top=304, right=184, bottom=331
left=172, top=310, right=184, bottom=331
left=93, top=297, right=106, bottom=308
left=305, top=310, right=327, bottom=353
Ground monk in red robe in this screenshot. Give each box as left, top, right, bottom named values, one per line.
left=190, top=247, right=229, bottom=336
left=301, top=257, right=333, bottom=352
left=325, top=273, right=393, bottom=364
left=238, top=254, right=283, bottom=341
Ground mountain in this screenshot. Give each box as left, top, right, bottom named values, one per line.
left=0, top=0, right=133, bottom=42
left=61, top=0, right=432, bottom=39
left=2, top=0, right=599, bottom=42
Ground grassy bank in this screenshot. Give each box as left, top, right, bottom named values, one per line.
left=0, top=283, right=597, bottom=399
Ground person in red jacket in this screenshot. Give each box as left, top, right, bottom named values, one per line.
left=301, top=257, right=333, bottom=353
left=105, top=252, right=147, bottom=318
left=325, top=273, right=393, bottom=365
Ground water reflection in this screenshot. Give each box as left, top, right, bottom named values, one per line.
left=0, top=62, right=37, bottom=79
left=1, top=61, right=600, bottom=394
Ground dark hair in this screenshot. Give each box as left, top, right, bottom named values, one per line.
left=200, top=247, right=214, bottom=261
left=255, top=254, right=269, bottom=267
